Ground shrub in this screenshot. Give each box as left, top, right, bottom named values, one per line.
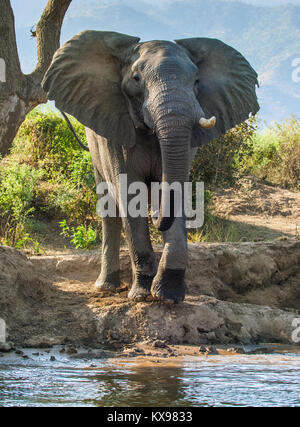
left=190, top=116, right=257, bottom=188
left=59, top=219, right=100, bottom=250
left=0, top=161, right=44, bottom=248
left=2, top=107, right=299, bottom=251
left=0, top=108, right=100, bottom=251
left=243, top=116, right=300, bottom=188
left=188, top=118, right=257, bottom=242
left=12, top=108, right=97, bottom=223
left=12, top=108, right=87, bottom=172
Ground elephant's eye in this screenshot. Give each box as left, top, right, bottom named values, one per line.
left=133, top=74, right=141, bottom=83
left=194, top=79, right=201, bottom=95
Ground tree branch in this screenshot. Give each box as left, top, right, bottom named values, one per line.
left=0, top=0, right=23, bottom=92
left=0, top=1, right=72, bottom=156
left=30, top=0, right=72, bottom=84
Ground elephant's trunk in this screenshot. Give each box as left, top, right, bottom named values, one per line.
left=153, top=126, right=191, bottom=231
left=149, top=88, right=193, bottom=231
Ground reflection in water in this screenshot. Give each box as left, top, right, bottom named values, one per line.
left=0, top=353, right=300, bottom=407
left=89, top=364, right=186, bottom=407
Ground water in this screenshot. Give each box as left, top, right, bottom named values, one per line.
left=0, top=350, right=300, bottom=407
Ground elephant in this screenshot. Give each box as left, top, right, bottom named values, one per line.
left=42, top=31, right=259, bottom=303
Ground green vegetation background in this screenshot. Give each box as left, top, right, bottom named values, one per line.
left=0, top=108, right=299, bottom=252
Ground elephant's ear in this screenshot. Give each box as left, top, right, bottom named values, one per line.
left=42, top=31, right=140, bottom=148
left=175, top=38, right=259, bottom=146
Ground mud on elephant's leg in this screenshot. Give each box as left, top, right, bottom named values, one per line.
left=151, top=217, right=188, bottom=303
left=123, top=215, right=158, bottom=301
left=95, top=215, right=122, bottom=292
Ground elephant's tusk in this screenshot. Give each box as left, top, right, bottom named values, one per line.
left=199, top=116, right=216, bottom=129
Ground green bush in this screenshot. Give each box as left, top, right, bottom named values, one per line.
left=12, top=108, right=87, bottom=172
left=0, top=107, right=100, bottom=251
left=2, top=107, right=299, bottom=251
left=242, top=116, right=300, bottom=188
left=188, top=117, right=257, bottom=242
left=190, top=116, right=257, bottom=188
left=12, top=108, right=97, bottom=223
left=0, top=161, right=44, bottom=248
left=59, top=219, right=100, bottom=250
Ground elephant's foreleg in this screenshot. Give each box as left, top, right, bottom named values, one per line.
left=150, top=149, right=196, bottom=303
left=95, top=215, right=122, bottom=291
left=151, top=216, right=188, bottom=303
left=122, top=215, right=158, bottom=301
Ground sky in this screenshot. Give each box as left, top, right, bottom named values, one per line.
left=9, top=0, right=300, bottom=124
left=10, top=0, right=300, bottom=73
left=222, top=0, right=300, bottom=4
left=11, top=0, right=300, bottom=30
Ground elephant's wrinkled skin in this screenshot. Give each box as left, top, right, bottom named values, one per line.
left=43, top=31, right=259, bottom=303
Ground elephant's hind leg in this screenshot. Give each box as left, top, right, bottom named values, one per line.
left=95, top=215, right=122, bottom=292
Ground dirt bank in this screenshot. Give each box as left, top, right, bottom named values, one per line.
left=213, top=176, right=300, bottom=239
left=1, top=239, right=299, bottom=348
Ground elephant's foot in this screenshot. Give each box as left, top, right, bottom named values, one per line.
left=95, top=270, right=120, bottom=293
left=151, top=269, right=187, bottom=303
left=128, top=273, right=154, bottom=302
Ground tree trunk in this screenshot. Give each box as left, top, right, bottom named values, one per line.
left=0, top=0, right=72, bottom=157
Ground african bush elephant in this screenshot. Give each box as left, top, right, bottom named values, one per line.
left=43, top=31, right=259, bottom=303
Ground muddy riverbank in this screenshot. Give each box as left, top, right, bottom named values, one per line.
left=0, top=239, right=300, bottom=348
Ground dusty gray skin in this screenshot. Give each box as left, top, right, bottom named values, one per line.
left=42, top=31, right=259, bottom=303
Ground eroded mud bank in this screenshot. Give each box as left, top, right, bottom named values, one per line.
left=0, top=239, right=299, bottom=348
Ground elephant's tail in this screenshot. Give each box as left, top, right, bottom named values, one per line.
left=60, top=111, right=89, bottom=152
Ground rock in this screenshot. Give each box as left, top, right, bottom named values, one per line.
left=186, top=240, right=300, bottom=310
left=123, top=348, right=138, bottom=357
left=24, top=337, right=58, bottom=348
left=153, top=340, right=169, bottom=349
left=226, top=347, right=246, bottom=354
left=66, top=346, right=78, bottom=355
left=245, top=346, right=275, bottom=355
left=94, top=296, right=300, bottom=345
left=199, top=345, right=219, bottom=355
left=0, top=342, right=12, bottom=352
left=133, top=348, right=145, bottom=354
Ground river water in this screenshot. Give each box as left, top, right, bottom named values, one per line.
left=0, top=349, right=300, bottom=407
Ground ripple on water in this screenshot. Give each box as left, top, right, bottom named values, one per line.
left=0, top=353, right=300, bottom=407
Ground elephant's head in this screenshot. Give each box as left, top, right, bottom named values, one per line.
left=43, top=31, right=259, bottom=231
